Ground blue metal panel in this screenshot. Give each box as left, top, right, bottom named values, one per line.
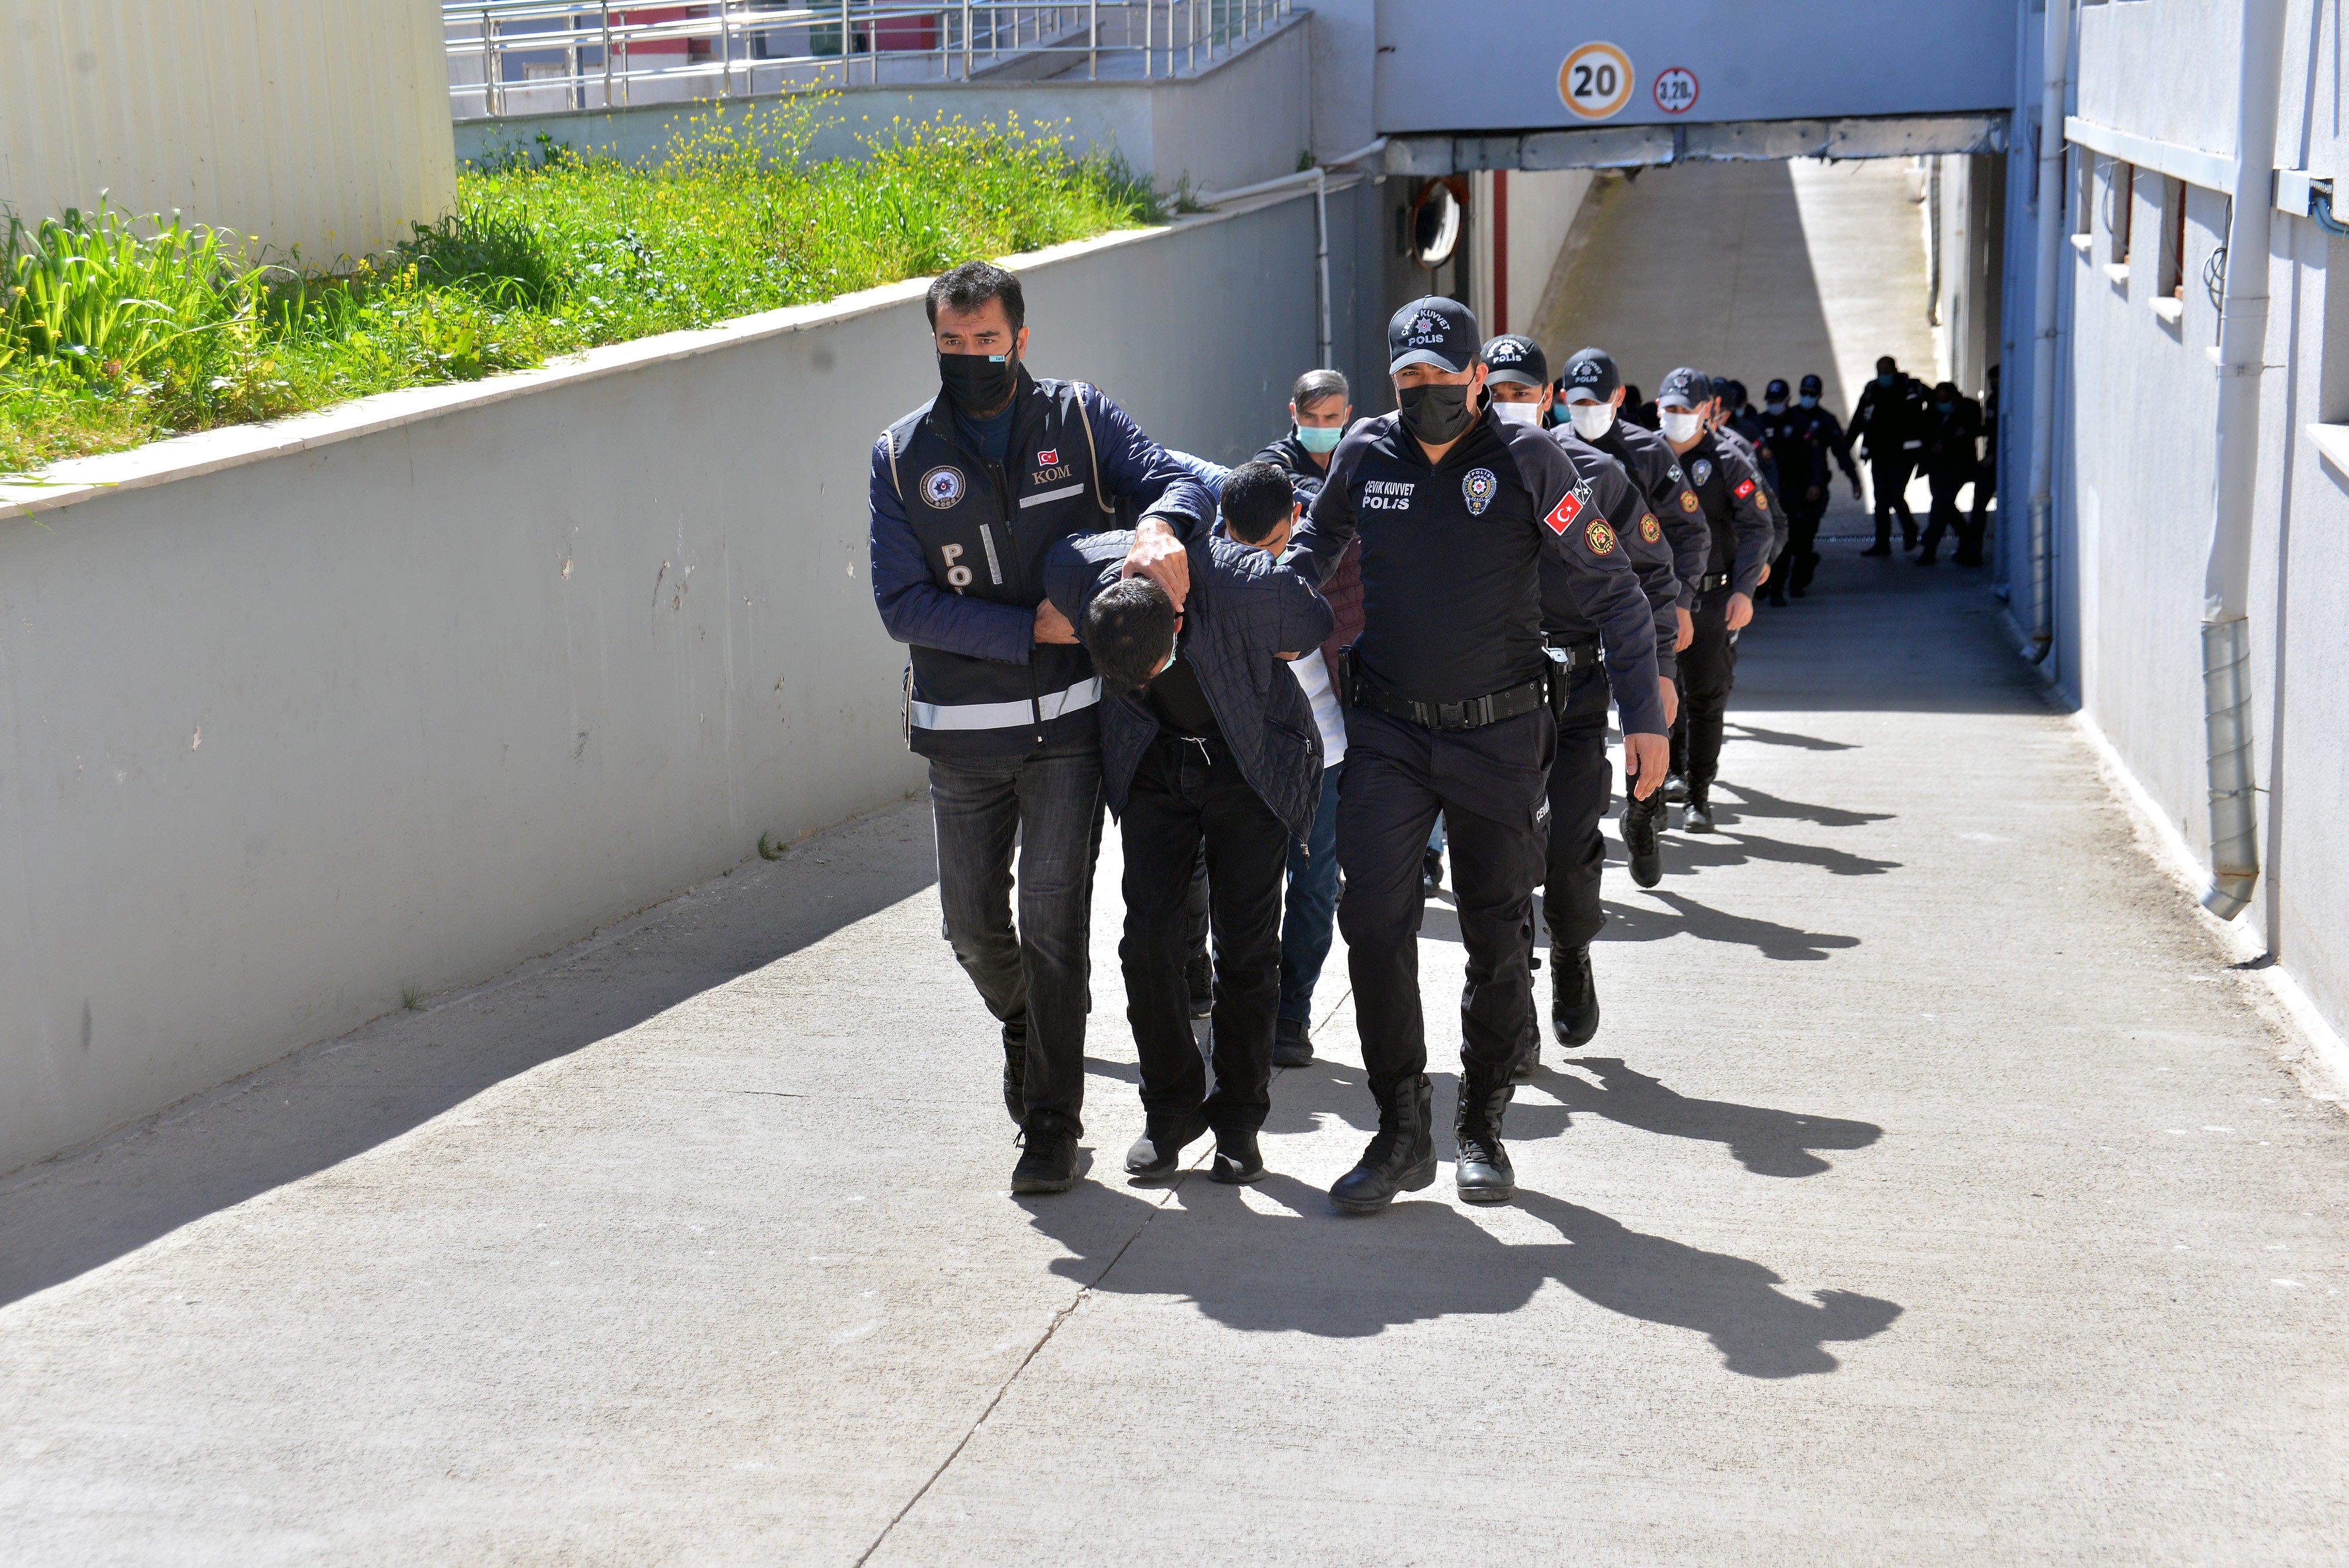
left=1373, top=0, right=2021, bottom=134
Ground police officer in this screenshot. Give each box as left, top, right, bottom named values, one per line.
left=1558, top=347, right=1707, bottom=897
left=1290, top=298, right=1667, bottom=1213
left=1483, top=338, right=1684, bottom=1069
left=1653, top=366, right=1775, bottom=833
left=1757, top=374, right=1862, bottom=602
left=1916, top=379, right=1983, bottom=567
left=869, top=260, right=1213, bottom=1197
left=1848, top=354, right=1927, bottom=555
left=1964, top=364, right=2000, bottom=567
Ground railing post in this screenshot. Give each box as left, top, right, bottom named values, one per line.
left=961, top=0, right=971, bottom=78
left=1187, top=0, right=1195, bottom=73
left=1088, top=0, right=1096, bottom=78
left=601, top=4, right=614, bottom=109
left=484, top=8, right=499, bottom=117
left=719, top=0, right=731, bottom=97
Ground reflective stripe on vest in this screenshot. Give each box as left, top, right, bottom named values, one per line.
left=908, top=676, right=1103, bottom=732
left=1019, top=482, right=1087, bottom=509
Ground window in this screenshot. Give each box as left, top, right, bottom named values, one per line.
left=2104, top=159, right=2135, bottom=287
left=2151, top=176, right=2188, bottom=323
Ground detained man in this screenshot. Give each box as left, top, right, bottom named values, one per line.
left=1045, top=462, right=1335, bottom=1185
left=868, top=261, right=1210, bottom=1196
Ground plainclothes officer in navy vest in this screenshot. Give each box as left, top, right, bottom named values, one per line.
left=1484, top=337, right=1679, bottom=1074
left=868, top=260, right=1213, bottom=1197
left=1757, top=374, right=1862, bottom=603
left=1288, top=298, right=1668, bottom=1214
left=1653, top=366, right=1775, bottom=834
left=1557, top=346, right=1707, bottom=895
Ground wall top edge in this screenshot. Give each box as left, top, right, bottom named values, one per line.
left=0, top=207, right=1301, bottom=526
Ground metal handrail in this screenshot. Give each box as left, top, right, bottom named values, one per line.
left=445, top=0, right=1293, bottom=115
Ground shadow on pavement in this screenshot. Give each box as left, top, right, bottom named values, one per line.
left=0, top=808, right=941, bottom=1310
left=1724, top=722, right=1860, bottom=753
left=1660, top=827, right=1903, bottom=879
left=1024, top=1175, right=1901, bottom=1377
left=1598, top=891, right=1860, bottom=961
left=1509, top=1057, right=1883, bottom=1177
left=1711, top=782, right=1896, bottom=830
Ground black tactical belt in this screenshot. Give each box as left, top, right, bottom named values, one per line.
left=1543, top=638, right=1602, bottom=672
left=1698, top=571, right=1732, bottom=591
left=1355, top=671, right=1550, bottom=732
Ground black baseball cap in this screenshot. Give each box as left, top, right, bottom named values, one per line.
left=1388, top=295, right=1479, bottom=375
left=1479, top=334, right=1547, bottom=387
left=1560, top=347, right=1621, bottom=402
left=1657, top=366, right=1711, bottom=409
left=1765, top=378, right=1789, bottom=400
left=1709, top=376, right=1736, bottom=402
left=1799, top=372, right=1823, bottom=394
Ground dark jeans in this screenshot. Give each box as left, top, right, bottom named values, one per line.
left=1119, top=733, right=1290, bottom=1133
left=928, top=741, right=1105, bottom=1137
left=1868, top=452, right=1916, bottom=547
left=1337, top=705, right=1555, bottom=1101
left=1670, top=587, right=1740, bottom=788
left=1540, top=664, right=1615, bottom=952
left=1920, top=468, right=1969, bottom=561
left=1278, top=763, right=1345, bottom=1025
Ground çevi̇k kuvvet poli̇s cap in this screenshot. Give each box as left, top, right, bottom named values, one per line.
left=1387, top=295, right=1479, bottom=375
left=1657, top=365, right=1713, bottom=409
left=1560, top=347, right=1623, bottom=403
left=1478, top=334, right=1548, bottom=388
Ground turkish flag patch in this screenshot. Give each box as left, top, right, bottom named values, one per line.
left=1543, top=484, right=1586, bottom=536
left=1733, top=478, right=1756, bottom=499
left=1037, top=449, right=1059, bottom=466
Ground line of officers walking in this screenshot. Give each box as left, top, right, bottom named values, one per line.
left=870, top=260, right=1963, bottom=1211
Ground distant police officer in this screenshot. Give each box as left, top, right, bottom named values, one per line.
left=869, top=260, right=1212, bottom=1197
left=1758, top=374, right=1863, bottom=602
left=1290, top=299, right=1668, bottom=1213
left=1848, top=355, right=1927, bottom=555
left=1916, top=379, right=1983, bottom=567
left=1559, top=346, right=1708, bottom=896
left=1483, top=338, right=1682, bottom=1067
left=1964, top=364, right=2000, bottom=567
left=1653, top=366, right=1775, bottom=833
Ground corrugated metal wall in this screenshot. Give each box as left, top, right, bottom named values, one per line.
left=0, top=0, right=455, bottom=267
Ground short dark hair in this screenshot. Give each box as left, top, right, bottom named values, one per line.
left=1084, top=576, right=1177, bottom=697
left=1219, top=460, right=1296, bottom=544
left=1291, top=368, right=1349, bottom=411
left=926, top=261, right=1025, bottom=333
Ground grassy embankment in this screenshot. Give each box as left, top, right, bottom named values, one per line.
left=0, top=102, right=1162, bottom=476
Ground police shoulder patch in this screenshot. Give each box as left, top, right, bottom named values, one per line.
left=1733, top=477, right=1756, bottom=499
left=1543, top=477, right=1591, bottom=536
left=1586, top=517, right=1617, bottom=556
left=920, top=465, right=966, bottom=509
left=1462, top=467, right=1498, bottom=516
left=1640, top=512, right=1661, bottom=543
left=1678, top=489, right=1701, bottom=513
left=1667, top=463, right=1685, bottom=484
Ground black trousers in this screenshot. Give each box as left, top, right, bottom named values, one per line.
left=1963, top=460, right=1995, bottom=563
left=1337, top=705, right=1556, bottom=1101
left=1670, top=587, right=1739, bottom=788
left=1868, top=452, right=1916, bottom=547
left=1539, top=664, right=1616, bottom=953
left=1920, top=468, right=1969, bottom=561
left=1783, top=500, right=1826, bottom=596
left=1119, top=733, right=1289, bottom=1134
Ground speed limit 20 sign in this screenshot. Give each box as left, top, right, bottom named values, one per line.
left=1557, top=41, right=1634, bottom=120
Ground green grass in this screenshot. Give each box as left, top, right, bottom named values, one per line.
left=0, top=99, right=1163, bottom=477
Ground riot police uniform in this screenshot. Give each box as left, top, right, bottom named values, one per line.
left=1290, top=298, right=1664, bottom=1214
left=1849, top=362, right=1928, bottom=553
left=1757, top=373, right=1860, bottom=601
left=1653, top=366, right=1775, bottom=832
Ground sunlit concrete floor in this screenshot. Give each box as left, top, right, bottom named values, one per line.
left=5, top=163, right=2347, bottom=1566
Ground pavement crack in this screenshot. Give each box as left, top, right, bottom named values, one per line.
left=850, top=1171, right=1191, bottom=1566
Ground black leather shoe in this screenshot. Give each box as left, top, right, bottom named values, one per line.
left=1664, top=772, right=1689, bottom=804
left=1185, top=954, right=1213, bottom=1019
left=1272, top=1017, right=1314, bottom=1068
left=1453, top=1062, right=1516, bottom=1204
left=1210, top=1126, right=1266, bottom=1185
left=1001, top=1030, right=1027, bottom=1125
left=1011, top=1125, right=1079, bottom=1194
left=1124, top=1109, right=1209, bottom=1179
left=1683, top=783, right=1717, bottom=834
left=1422, top=848, right=1444, bottom=899
left=1551, top=944, right=1600, bottom=1048
left=1623, top=790, right=1664, bottom=888
left=1330, top=1075, right=1437, bottom=1214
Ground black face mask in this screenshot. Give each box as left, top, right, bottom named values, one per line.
left=1397, top=381, right=1479, bottom=446
left=938, top=351, right=1018, bottom=417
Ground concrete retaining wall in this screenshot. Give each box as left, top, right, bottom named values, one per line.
left=0, top=184, right=1363, bottom=1175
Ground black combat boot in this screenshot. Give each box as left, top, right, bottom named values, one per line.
left=1001, top=1026, right=1028, bottom=1125
left=1011, top=1120, right=1079, bottom=1195
left=1124, top=1107, right=1209, bottom=1179
left=1621, top=789, right=1665, bottom=888
left=1551, top=943, right=1600, bottom=1048
left=1514, top=1000, right=1543, bottom=1081
left=1453, top=1060, right=1517, bottom=1204
left=1210, top=1125, right=1266, bottom=1185
left=1330, top=1075, right=1437, bottom=1214
left=1683, top=779, right=1718, bottom=833
left=1272, top=1015, right=1314, bottom=1068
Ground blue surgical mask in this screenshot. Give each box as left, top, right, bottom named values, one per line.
left=1764, top=401, right=1785, bottom=415
left=1877, top=372, right=1896, bottom=387
left=1798, top=394, right=1819, bottom=408
left=1936, top=401, right=1953, bottom=413
left=1294, top=423, right=1344, bottom=453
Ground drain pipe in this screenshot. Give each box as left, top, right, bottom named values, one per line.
left=2022, top=0, right=2074, bottom=662
left=2199, top=0, right=2289, bottom=920
left=1199, top=138, right=1386, bottom=372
